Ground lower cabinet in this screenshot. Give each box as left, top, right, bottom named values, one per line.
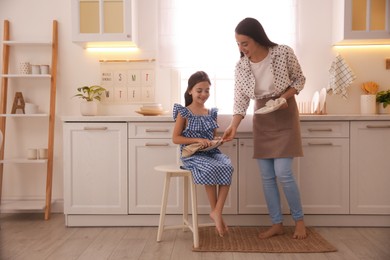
left=350, top=121, right=390, bottom=214
left=62, top=119, right=390, bottom=226
left=63, top=122, right=128, bottom=214
left=296, top=121, right=350, bottom=214
left=128, top=122, right=179, bottom=214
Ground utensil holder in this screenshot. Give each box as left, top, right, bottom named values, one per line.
left=360, top=95, right=376, bottom=114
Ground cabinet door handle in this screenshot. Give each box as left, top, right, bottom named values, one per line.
left=307, top=128, right=333, bottom=132
left=308, top=142, right=333, bottom=146
left=145, top=129, right=170, bottom=133
left=145, top=143, right=170, bottom=147
left=83, top=127, right=108, bottom=131
left=366, top=125, right=390, bottom=129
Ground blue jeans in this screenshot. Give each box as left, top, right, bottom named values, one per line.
left=257, top=158, right=304, bottom=224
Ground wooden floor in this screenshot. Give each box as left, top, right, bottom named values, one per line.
left=1, top=213, right=389, bottom=260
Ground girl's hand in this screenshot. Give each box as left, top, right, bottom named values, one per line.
left=195, top=138, right=212, bottom=148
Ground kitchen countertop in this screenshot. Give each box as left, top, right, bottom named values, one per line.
left=61, top=114, right=390, bottom=122
left=61, top=113, right=390, bottom=133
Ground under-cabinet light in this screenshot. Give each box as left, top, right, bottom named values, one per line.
left=334, top=44, right=390, bottom=49
left=86, top=47, right=139, bottom=53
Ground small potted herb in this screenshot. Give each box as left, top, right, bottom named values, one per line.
left=376, top=89, right=390, bottom=114
left=74, top=85, right=106, bottom=116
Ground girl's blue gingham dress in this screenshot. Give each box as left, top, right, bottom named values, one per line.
left=173, top=103, right=233, bottom=185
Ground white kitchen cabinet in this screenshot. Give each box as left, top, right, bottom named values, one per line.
left=128, top=122, right=180, bottom=214
left=350, top=121, right=390, bottom=214
left=237, top=138, right=290, bottom=214
left=63, top=122, right=128, bottom=215
left=195, top=139, right=238, bottom=214
left=71, top=0, right=137, bottom=45
left=333, top=0, right=390, bottom=44
left=296, top=121, right=350, bottom=214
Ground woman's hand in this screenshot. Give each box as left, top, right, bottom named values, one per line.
left=222, top=126, right=236, bottom=142
left=222, top=114, right=243, bottom=142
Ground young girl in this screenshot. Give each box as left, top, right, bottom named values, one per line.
left=172, top=71, right=234, bottom=237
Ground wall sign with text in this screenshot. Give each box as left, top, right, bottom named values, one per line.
left=100, top=61, right=155, bottom=104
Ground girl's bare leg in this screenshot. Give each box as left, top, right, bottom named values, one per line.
left=206, top=185, right=230, bottom=236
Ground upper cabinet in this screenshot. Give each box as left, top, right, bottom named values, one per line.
left=71, top=0, right=138, bottom=46
left=333, top=0, right=390, bottom=45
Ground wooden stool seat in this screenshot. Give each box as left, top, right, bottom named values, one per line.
left=154, top=164, right=200, bottom=248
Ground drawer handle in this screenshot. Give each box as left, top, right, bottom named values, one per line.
left=308, top=142, right=333, bottom=146
left=145, top=143, right=170, bottom=147
left=366, top=125, right=390, bottom=129
left=83, top=127, right=108, bottom=131
left=307, top=128, right=333, bottom=132
left=145, top=129, right=170, bottom=133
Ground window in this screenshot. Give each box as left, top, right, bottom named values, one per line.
left=159, top=0, right=297, bottom=114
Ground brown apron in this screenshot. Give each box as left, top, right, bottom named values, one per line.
left=252, top=96, right=303, bottom=159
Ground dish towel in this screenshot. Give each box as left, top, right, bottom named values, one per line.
left=328, top=55, right=356, bottom=99
left=181, top=140, right=222, bottom=158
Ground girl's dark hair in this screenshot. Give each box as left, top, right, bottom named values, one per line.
left=235, top=17, right=278, bottom=57
left=184, top=71, right=211, bottom=106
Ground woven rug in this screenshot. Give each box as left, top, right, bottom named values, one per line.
left=193, top=226, right=337, bottom=253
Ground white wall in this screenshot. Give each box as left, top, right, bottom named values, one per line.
left=296, top=1, right=390, bottom=114
left=0, top=0, right=389, bottom=210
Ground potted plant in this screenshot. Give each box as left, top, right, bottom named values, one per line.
left=376, top=89, right=390, bottom=114
left=74, top=85, right=106, bottom=116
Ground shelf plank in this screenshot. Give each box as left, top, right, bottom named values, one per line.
left=3, top=40, right=52, bottom=46
left=0, top=74, right=51, bottom=78
left=0, top=200, right=47, bottom=211
left=0, top=158, right=48, bottom=164
left=0, top=113, right=49, bottom=117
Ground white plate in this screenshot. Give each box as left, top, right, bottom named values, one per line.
left=311, top=91, right=320, bottom=114
left=255, top=98, right=286, bottom=114
left=136, top=110, right=168, bottom=116
left=319, top=88, right=327, bottom=113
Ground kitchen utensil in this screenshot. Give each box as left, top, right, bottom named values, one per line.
left=311, top=91, right=320, bottom=114
left=319, top=88, right=327, bottom=113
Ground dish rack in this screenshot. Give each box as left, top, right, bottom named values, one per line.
left=298, top=88, right=327, bottom=115
left=298, top=100, right=327, bottom=115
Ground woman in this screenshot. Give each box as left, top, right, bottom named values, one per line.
left=172, top=71, right=233, bottom=237
left=222, top=18, right=307, bottom=239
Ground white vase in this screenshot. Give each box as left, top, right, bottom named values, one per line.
left=360, top=95, right=377, bottom=114
left=80, top=100, right=98, bottom=116
left=378, top=103, right=390, bottom=114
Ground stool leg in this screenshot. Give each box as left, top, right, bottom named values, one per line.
left=183, top=175, right=189, bottom=230
left=190, top=179, right=199, bottom=248
left=157, top=173, right=171, bottom=242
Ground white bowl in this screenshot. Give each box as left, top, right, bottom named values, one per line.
left=141, top=104, right=163, bottom=111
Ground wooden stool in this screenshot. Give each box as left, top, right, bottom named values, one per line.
left=154, top=164, right=200, bottom=248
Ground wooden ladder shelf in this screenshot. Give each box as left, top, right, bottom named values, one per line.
left=0, top=20, right=58, bottom=220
